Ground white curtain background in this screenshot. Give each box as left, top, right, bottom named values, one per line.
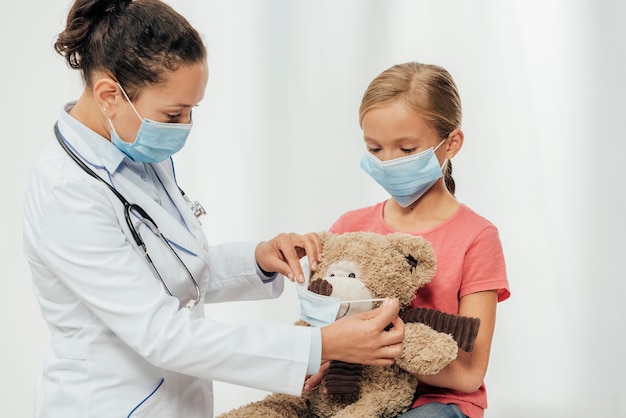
left=2, top=1, right=624, bottom=416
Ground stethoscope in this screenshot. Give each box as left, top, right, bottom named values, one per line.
left=54, top=122, right=203, bottom=310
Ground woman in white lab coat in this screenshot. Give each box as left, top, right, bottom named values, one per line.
left=22, top=0, right=406, bottom=417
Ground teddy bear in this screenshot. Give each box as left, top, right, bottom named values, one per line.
left=217, top=231, right=480, bottom=418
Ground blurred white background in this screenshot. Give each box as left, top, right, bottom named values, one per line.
left=1, top=0, right=625, bottom=416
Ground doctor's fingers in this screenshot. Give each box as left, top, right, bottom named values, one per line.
left=361, top=318, right=405, bottom=366
left=377, top=315, right=405, bottom=355
left=289, top=232, right=322, bottom=276
left=344, top=325, right=404, bottom=366
left=298, top=232, right=322, bottom=270
left=366, top=342, right=405, bottom=367
left=274, top=232, right=321, bottom=281
left=358, top=299, right=405, bottom=363
left=362, top=297, right=404, bottom=334
left=255, top=232, right=321, bottom=283
left=370, top=301, right=405, bottom=350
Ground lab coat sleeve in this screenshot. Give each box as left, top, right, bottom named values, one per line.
left=202, top=241, right=285, bottom=303
left=27, top=164, right=312, bottom=395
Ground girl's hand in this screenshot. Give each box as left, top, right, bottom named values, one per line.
left=304, top=360, right=330, bottom=392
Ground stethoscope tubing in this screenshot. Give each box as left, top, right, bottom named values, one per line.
left=53, top=122, right=201, bottom=310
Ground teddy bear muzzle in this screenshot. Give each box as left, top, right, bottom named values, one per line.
left=308, top=278, right=333, bottom=296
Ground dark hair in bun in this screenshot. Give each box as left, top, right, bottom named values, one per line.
left=55, top=0, right=206, bottom=97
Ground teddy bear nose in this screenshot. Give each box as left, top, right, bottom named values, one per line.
left=308, top=278, right=333, bottom=296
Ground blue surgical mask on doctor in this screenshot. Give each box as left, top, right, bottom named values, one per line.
left=360, top=139, right=447, bottom=207
left=109, top=83, right=193, bottom=163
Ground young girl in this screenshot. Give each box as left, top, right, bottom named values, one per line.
left=329, top=62, right=511, bottom=418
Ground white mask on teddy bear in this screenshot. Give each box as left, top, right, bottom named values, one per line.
left=295, top=261, right=385, bottom=327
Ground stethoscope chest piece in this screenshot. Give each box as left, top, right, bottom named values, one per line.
left=182, top=192, right=206, bottom=219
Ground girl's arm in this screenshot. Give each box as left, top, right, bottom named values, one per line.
left=413, top=290, right=498, bottom=393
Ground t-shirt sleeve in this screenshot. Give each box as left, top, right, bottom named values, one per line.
left=329, top=216, right=347, bottom=234
left=460, top=225, right=510, bottom=302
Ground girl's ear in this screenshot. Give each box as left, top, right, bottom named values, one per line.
left=444, top=128, right=464, bottom=159
left=93, top=77, right=120, bottom=117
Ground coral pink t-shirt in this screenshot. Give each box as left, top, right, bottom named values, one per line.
left=330, top=201, right=510, bottom=418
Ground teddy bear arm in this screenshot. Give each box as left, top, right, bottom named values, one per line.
left=396, top=322, right=458, bottom=376
left=400, top=307, right=481, bottom=352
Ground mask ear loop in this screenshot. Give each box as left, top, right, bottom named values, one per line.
left=435, top=136, right=449, bottom=170
left=336, top=298, right=386, bottom=320
left=337, top=302, right=351, bottom=319
left=116, top=82, right=144, bottom=122
left=434, top=137, right=447, bottom=152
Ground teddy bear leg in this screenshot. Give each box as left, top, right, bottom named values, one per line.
left=216, top=392, right=310, bottom=418
left=310, top=365, right=417, bottom=418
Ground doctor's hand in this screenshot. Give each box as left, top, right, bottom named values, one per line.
left=255, top=232, right=322, bottom=283
left=320, top=298, right=405, bottom=366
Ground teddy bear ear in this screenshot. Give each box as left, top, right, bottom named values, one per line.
left=386, top=232, right=424, bottom=252
left=387, top=233, right=436, bottom=271
left=317, top=231, right=333, bottom=246
left=405, top=254, right=419, bottom=272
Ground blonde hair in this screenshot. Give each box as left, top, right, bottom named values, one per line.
left=359, top=62, right=462, bottom=194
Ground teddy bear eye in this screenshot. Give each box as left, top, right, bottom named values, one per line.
left=330, top=273, right=335, bottom=277
left=406, top=255, right=419, bottom=271
left=349, top=273, right=356, bottom=278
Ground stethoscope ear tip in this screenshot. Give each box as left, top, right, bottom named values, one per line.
left=185, top=300, right=197, bottom=310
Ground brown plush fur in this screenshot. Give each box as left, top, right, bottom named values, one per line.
left=217, top=231, right=460, bottom=418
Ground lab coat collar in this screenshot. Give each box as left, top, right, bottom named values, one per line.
left=56, top=104, right=210, bottom=264
left=60, top=102, right=126, bottom=175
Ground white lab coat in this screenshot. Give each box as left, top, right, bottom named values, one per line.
left=23, top=109, right=313, bottom=417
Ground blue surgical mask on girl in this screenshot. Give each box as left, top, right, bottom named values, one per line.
left=360, top=139, right=447, bottom=207
left=109, top=83, right=193, bottom=163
